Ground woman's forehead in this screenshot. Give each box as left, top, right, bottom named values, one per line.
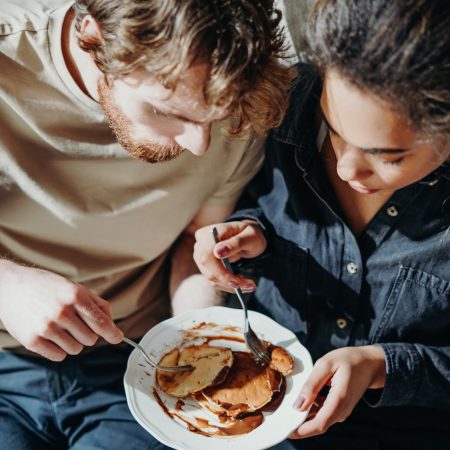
left=321, top=70, right=417, bottom=149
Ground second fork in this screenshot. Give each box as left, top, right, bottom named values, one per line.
left=211, top=227, right=271, bottom=365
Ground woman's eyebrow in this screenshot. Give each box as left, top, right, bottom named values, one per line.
left=320, top=110, right=410, bottom=154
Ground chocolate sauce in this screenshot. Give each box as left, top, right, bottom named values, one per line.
left=211, top=413, right=263, bottom=436
left=261, top=376, right=287, bottom=412
left=151, top=325, right=293, bottom=438
left=175, top=400, right=184, bottom=410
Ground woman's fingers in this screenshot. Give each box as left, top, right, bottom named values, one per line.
left=290, top=347, right=382, bottom=440
left=293, top=357, right=335, bottom=413
left=194, top=221, right=263, bottom=292
left=212, top=221, right=267, bottom=260
left=292, top=374, right=352, bottom=438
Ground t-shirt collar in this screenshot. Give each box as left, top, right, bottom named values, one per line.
left=48, top=2, right=103, bottom=111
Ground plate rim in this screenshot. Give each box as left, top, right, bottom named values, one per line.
left=124, top=306, right=313, bottom=450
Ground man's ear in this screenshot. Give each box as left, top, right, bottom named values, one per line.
left=79, top=15, right=103, bottom=45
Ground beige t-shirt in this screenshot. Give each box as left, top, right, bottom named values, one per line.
left=0, top=1, right=264, bottom=349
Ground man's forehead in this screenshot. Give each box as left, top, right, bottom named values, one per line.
left=122, top=63, right=209, bottom=95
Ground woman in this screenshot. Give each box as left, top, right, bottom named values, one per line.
left=193, top=1, right=450, bottom=448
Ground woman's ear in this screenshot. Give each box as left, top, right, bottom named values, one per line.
left=78, top=15, right=103, bottom=45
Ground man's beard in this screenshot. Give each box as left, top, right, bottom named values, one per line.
left=97, top=79, right=186, bottom=163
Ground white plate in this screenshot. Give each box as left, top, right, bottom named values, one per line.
left=124, top=306, right=313, bottom=450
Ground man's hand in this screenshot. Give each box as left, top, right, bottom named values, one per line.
left=0, top=260, right=123, bottom=361
left=193, top=220, right=266, bottom=293
left=291, top=345, right=387, bottom=439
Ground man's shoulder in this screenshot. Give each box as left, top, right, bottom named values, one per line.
left=0, top=0, right=67, bottom=36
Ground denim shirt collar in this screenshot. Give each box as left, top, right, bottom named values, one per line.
left=271, top=64, right=322, bottom=173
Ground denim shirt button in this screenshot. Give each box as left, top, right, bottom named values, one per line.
left=336, top=318, right=348, bottom=329
left=346, top=262, right=358, bottom=274
left=386, top=205, right=399, bottom=217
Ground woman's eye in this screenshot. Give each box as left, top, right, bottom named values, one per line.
left=379, top=157, right=405, bottom=166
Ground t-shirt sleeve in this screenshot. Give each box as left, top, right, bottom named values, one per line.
left=205, top=134, right=265, bottom=206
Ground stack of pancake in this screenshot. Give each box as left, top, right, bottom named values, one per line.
left=156, top=343, right=294, bottom=420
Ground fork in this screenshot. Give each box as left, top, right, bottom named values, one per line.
left=211, top=227, right=272, bottom=365
left=123, top=337, right=194, bottom=373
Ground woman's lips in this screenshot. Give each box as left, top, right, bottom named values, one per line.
left=348, top=181, right=380, bottom=194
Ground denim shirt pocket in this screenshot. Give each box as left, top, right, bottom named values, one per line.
left=370, top=265, right=450, bottom=343
left=253, top=235, right=309, bottom=337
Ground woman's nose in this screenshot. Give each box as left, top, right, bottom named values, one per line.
left=175, top=123, right=212, bottom=156
left=336, top=146, right=372, bottom=182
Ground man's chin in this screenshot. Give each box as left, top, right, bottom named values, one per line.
left=125, top=144, right=186, bottom=163
left=97, top=78, right=186, bottom=163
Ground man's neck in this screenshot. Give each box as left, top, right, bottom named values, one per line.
left=61, top=7, right=101, bottom=102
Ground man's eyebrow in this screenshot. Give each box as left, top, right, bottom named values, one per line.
left=320, top=111, right=410, bottom=155
left=146, top=102, right=209, bottom=126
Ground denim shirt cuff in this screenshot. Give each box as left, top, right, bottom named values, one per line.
left=364, top=343, right=423, bottom=408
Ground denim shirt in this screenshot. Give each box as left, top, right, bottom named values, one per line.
left=232, top=65, right=450, bottom=418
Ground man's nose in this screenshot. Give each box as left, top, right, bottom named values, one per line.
left=175, top=123, right=212, bottom=156
left=336, top=146, right=372, bottom=182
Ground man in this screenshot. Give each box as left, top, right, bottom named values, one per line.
left=0, top=0, right=293, bottom=448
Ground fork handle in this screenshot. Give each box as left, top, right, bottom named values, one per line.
left=211, top=227, right=247, bottom=318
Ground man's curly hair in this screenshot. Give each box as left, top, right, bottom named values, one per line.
left=74, top=0, right=296, bottom=136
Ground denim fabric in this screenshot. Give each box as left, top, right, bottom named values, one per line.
left=230, top=64, right=450, bottom=448
left=0, top=347, right=172, bottom=450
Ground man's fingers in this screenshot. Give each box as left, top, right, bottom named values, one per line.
left=26, top=336, right=67, bottom=362
left=75, top=295, right=123, bottom=344
left=42, top=324, right=84, bottom=355
left=58, top=312, right=99, bottom=347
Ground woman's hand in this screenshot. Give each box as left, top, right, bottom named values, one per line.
left=193, top=220, right=267, bottom=293
left=291, top=345, right=387, bottom=439
left=0, top=260, right=123, bottom=361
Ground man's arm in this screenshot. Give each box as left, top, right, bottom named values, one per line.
left=169, top=203, right=236, bottom=316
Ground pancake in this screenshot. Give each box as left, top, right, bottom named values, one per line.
left=156, top=345, right=233, bottom=398
left=201, top=351, right=284, bottom=417
left=269, top=345, right=294, bottom=376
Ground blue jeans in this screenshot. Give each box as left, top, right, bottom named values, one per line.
left=0, top=346, right=172, bottom=450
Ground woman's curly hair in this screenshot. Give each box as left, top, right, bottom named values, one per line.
left=74, top=0, right=296, bottom=136
left=305, top=0, right=450, bottom=148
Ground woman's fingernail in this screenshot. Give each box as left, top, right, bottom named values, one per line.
left=217, top=245, right=229, bottom=258
left=242, top=284, right=256, bottom=292
left=293, top=395, right=306, bottom=410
